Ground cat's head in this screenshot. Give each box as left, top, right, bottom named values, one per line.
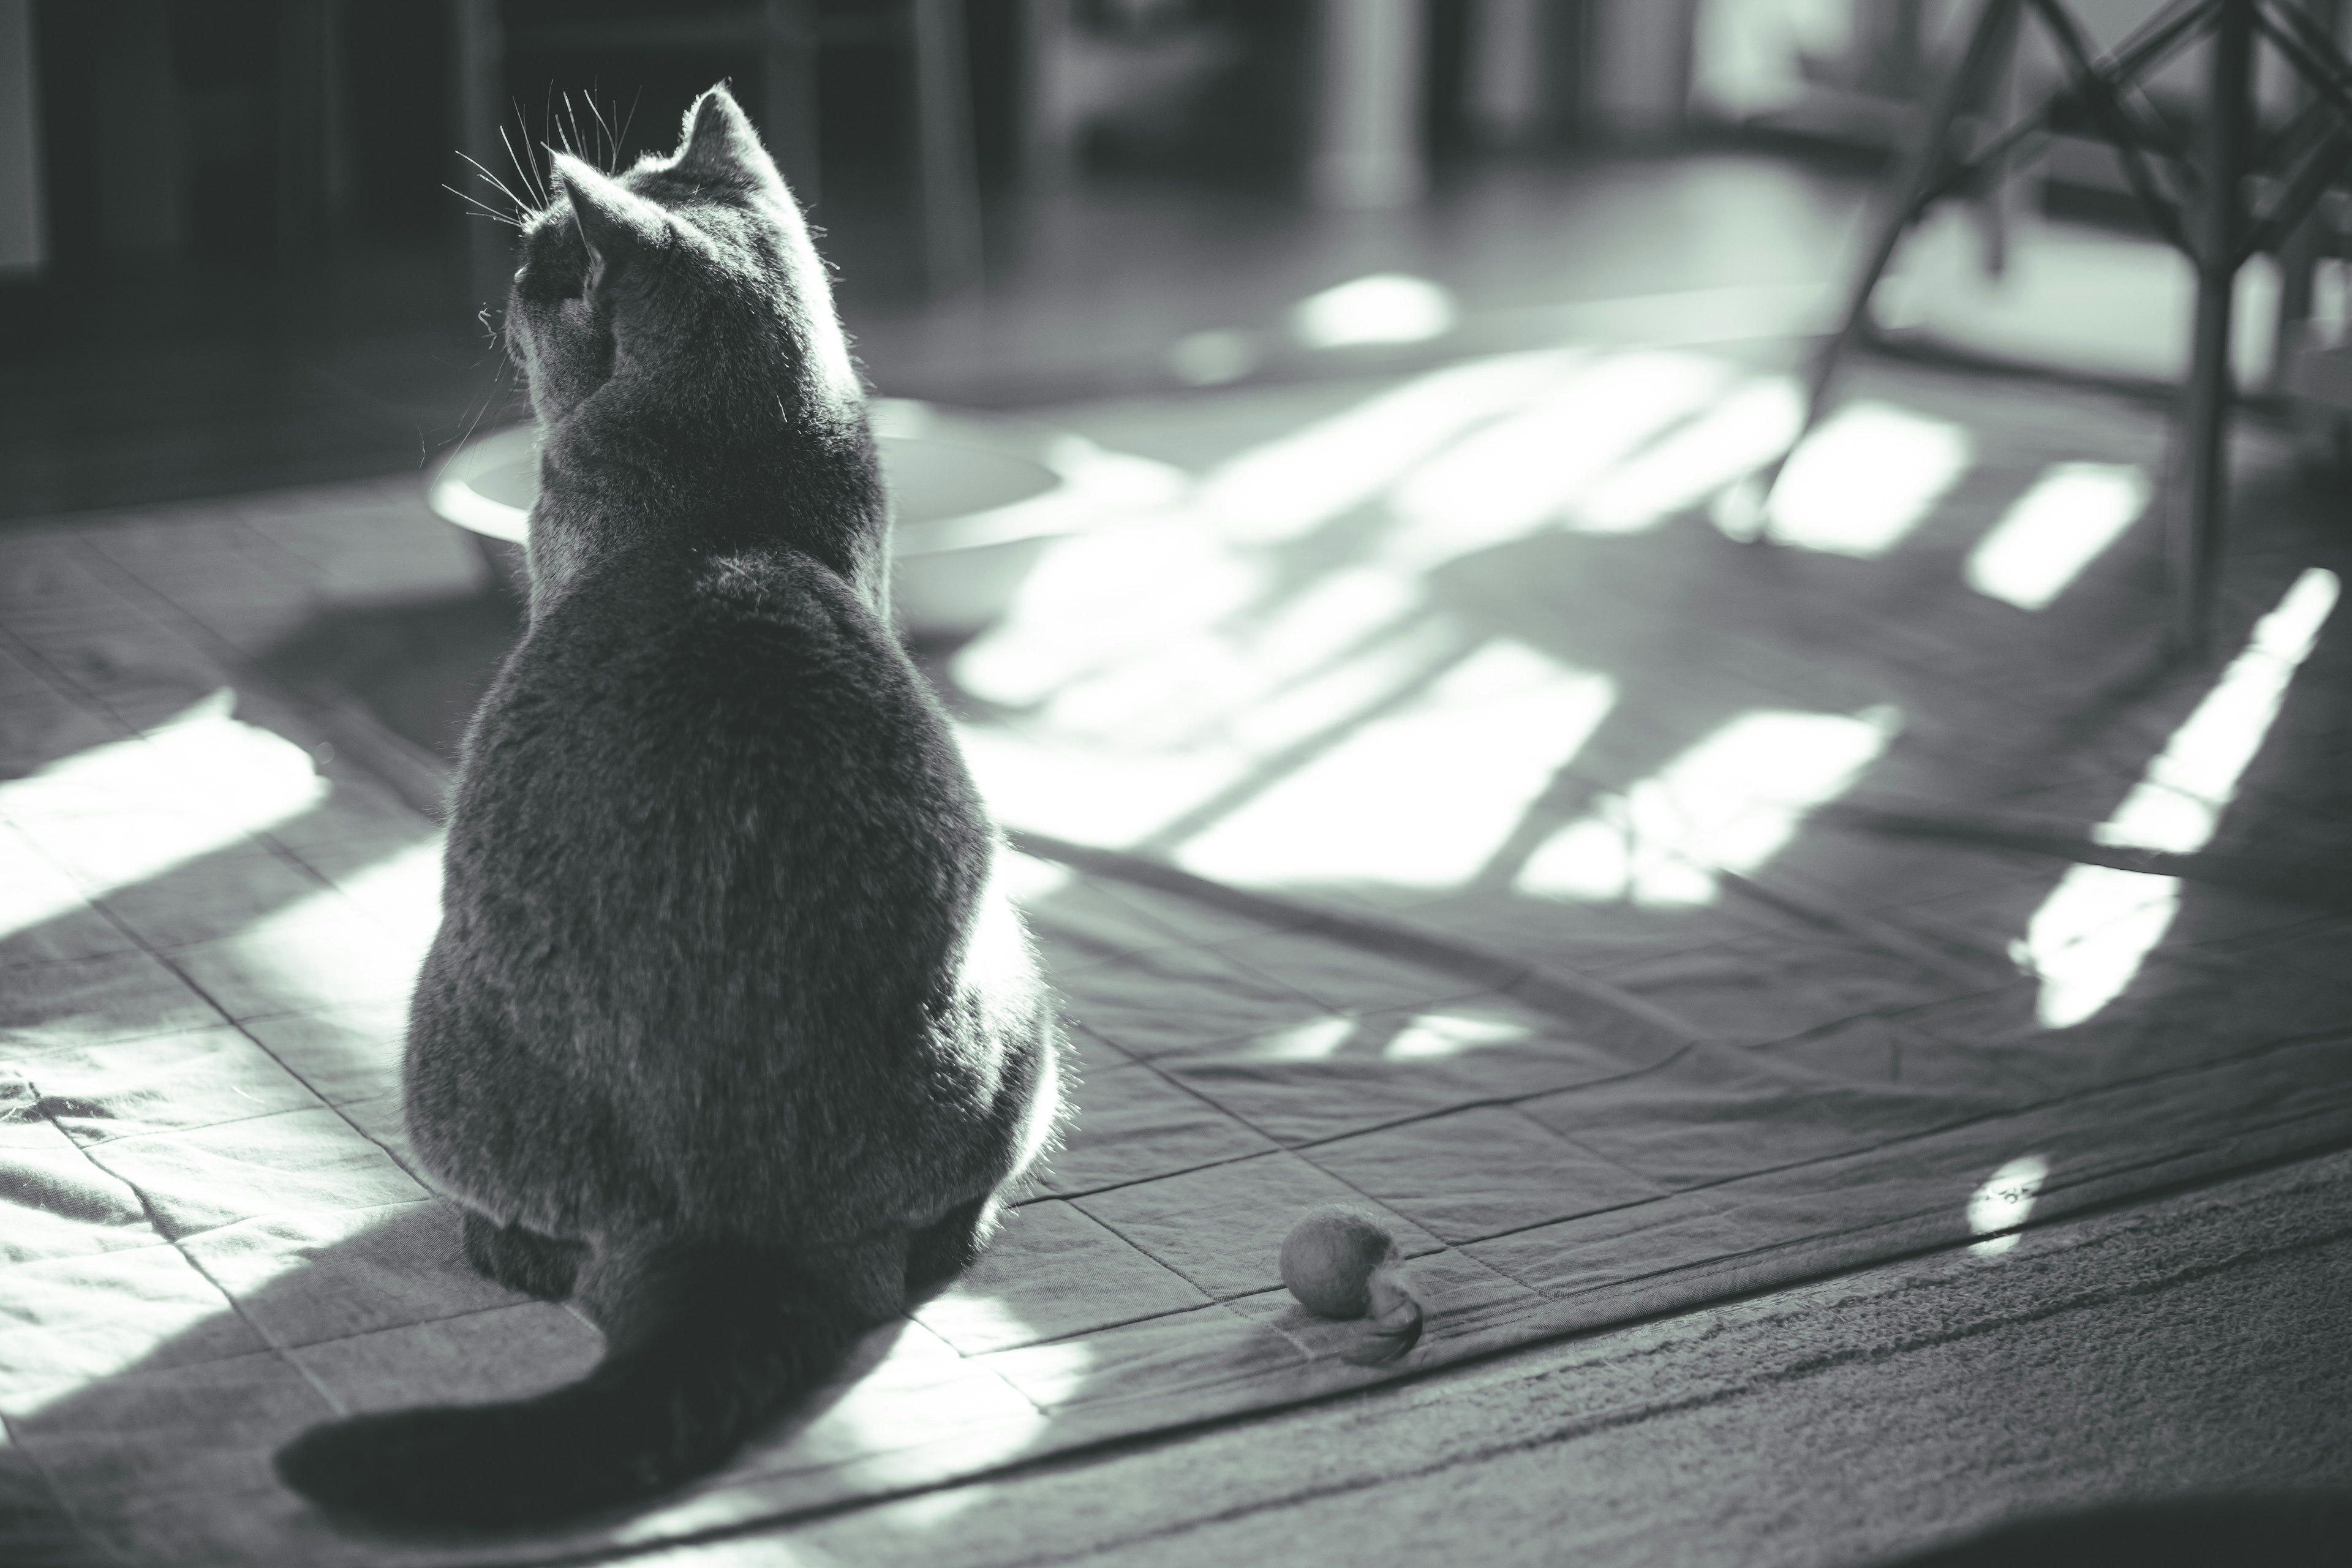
left=506, top=85, right=859, bottom=435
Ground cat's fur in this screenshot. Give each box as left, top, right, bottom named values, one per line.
left=275, top=86, right=1064, bottom=1528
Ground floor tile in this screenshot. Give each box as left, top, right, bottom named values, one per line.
left=733, top=1319, right=1042, bottom=1479
left=238, top=1000, right=408, bottom=1106
left=0, top=545, right=121, bottom=617
left=0, top=641, right=61, bottom=696
left=0, top=826, right=137, bottom=968
left=0, top=685, right=130, bottom=774
left=914, top=1199, right=1210, bottom=1354
left=330, top=1091, right=424, bottom=1177
left=976, top=1302, right=1303, bottom=1411
left=261, top=783, right=437, bottom=854
left=18, top=1025, right=324, bottom=1145
left=0, top=950, right=228, bottom=1050
left=1212, top=926, right=1493, bottom=1014
left=1463, top=1188, right=1770, bottom=1300
left=8, top=807, right=270, bottom=892
left=0, top=1247, right=264, bottom=1414
left=91, top=848, right=332, bottom=949
left=1588, top=928, right=1959, bottom=1047
left=1403, top=885, right=1773, bottom=973
left=162, top=902, right=426, bottom=1021
left=15, top=1351, right=330, bottom=1564
left=1158, top=996, right=1634, bottom=1145
left=1033, top=1061, right=1276, bottom=1197
left=0, top=1118, right=160, bottom=1264
left=1305, top=1105, right=1670, bottom=1245
left=1515, top=1046, right=1986, bottom=1189
left=1060, top=1021, right=1133, bottom=1080
left=1071, top=1150, right=1442, bottom=1300
left=1050, top=940, right=1327, bottom=1059
left=85, top=1106, right=429, bottom=1242
left=178, top=1200, right=518, bottom=1350
left=284, top=1300, right=602, bottom=1414
left=0, top=1428, right=86, bottom=1565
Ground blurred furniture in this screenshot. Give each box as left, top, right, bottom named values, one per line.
left=1762, top=0, right=2352, bottom=657
left=1310, top=0, right=1428, bottom=208
left=451, top=0, right=982, bottom=309
left=1587, top=0, right=1703, bottom=144
left=0, top=0, right=39, bottom=279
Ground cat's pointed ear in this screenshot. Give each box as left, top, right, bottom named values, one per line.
left=676, top=84, right=783, bottom=189
left=551, top=153, right=665, bottom=276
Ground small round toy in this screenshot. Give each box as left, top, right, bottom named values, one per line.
left=1280, top=1205, right=1425, bottom=1363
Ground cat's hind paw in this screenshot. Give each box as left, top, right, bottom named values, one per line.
left=462, top=1212, right=587, bottom=1301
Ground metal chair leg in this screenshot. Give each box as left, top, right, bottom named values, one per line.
left=2176, top=0, right=2256, bottom=660
left=1747, top=0, right=2027, bottom=542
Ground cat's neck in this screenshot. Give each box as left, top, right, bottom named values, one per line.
left=527, top=393, right=889, bottom=621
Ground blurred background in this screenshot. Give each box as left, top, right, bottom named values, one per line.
left=0, top=0, right=2215, bottom=520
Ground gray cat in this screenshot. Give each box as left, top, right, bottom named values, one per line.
left=277, top=85, right=1065, bottom=1528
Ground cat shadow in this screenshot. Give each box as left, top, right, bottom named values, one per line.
left=255, top=581, right=525, bottom=765
left=0, top=1194, right=936, bottom=1561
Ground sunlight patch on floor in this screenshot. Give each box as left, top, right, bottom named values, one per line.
left=1209, top=613, right=1469, bottom=762
left=1289, top=273, right=1459, bottom=349
left=1382, top=1008, right=1536, bottom=1060
left=1042, top=567, right=1428, bottom=750
left=1174, top=643, right=1615, bottom=889
left=1191, top=350, right=1582, bottom=545
left=227, top=876, right=436, bottom=1015
left=618, top=1316, right=1055, bottom=1540
left=1964, top=462, right=2151, bottom=611
left=0, top=691, right=326, bottom=940
left=1966, top=1153, right=2049, bottom=1257
left=998, top=849, right=1076, bottom=905
left=1226, top=1016, right=1360, bottom=1061
left=1382, top=350, right=1737, bottom=565
left=2026, top=568, right=2340, bottom=1027
left=1567, top=375, right=1804, bottom=534
left=958, top=723, right=1254, bottom=848
left=1167, top=327, right=1260, bottom=386
left=1520, top=706, right=1899, bottom=906
left=1762, top=401, right=1973, bottom=557
left=954, top=516, right=1265, bottom=709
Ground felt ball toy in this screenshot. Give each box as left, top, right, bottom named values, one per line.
left=1280, top=1205, right=1425, bottom=1363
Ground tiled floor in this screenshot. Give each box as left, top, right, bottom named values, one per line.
left=7, top=312, right=2352, bottom=1562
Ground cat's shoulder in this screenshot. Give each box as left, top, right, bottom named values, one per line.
left=685, top=546, right=865, bottom=627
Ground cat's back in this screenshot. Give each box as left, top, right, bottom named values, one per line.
left=479, top=540, right=964, bottom=812
left=445, top=540, right=992, bottom=1027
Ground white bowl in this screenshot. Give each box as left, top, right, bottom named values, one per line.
left=429, top=399, right=1184, bottom=639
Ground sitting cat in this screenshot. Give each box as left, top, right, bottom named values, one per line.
left=276, top=85, right=1065, bottom=1528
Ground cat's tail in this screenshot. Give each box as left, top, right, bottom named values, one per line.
left=274, top=1242, right=871, bottom=1529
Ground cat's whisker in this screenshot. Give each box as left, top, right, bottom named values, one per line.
left=586, top=92, right=620, bottom=172
left=445, top=183, right=525, bottom=227
left=505, top=108, right=551, bottom=207
left=617, top=87, right=643, bottom=160
left=559, top=91, right=587, bottom=163
left=454, top=153, right=535, bottom=219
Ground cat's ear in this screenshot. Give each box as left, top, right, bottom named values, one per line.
left=551, top=153, right=665, bottom=279
left=675, top=85, right=783, bottom=189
